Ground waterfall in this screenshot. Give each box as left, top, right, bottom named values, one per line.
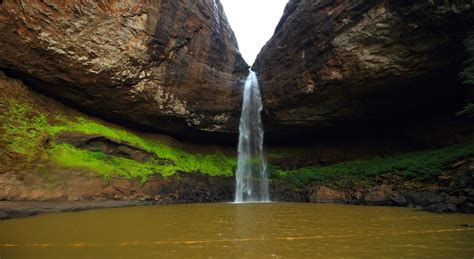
left=235, top=70, right=270, bottom=203
left=212, top=0, right=221, bottom=29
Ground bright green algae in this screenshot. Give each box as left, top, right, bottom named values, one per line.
left=2, top=98, right=473, bottom=185
left=1, top=99, right=236, bottom=182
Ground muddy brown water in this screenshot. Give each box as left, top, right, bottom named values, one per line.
left=1, top=203, right=473, bottom=258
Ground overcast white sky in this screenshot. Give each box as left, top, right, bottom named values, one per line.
left=220, top=0, right=288, bottom=64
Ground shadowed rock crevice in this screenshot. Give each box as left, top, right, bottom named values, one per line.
left=54, top=133, right=170, bottom=163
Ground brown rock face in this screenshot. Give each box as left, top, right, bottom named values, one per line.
left=0, top=170, right=234, bottom=203
left=0, top=0, right=248, bottom=136
left=254, top=0, right=474, bottom=136
left=308, top=186, right=347, bottom=203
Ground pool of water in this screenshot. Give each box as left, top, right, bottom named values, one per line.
left=1, top=203, right=473, bottom=258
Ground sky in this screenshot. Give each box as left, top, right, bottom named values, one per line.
left=220, top=0, right=289, bottom=64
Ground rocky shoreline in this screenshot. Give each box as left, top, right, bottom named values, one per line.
left=273, top=158, right=474, bottom=214
left=1, top=157, right=472, bottom=220
left=0, top=191, right=471, bottom=221
left=0, top=200, right=156, bottom=220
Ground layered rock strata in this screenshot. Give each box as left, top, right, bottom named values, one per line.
left=0, top=0, right=248, bottom=136
left=254, top=0, right=474, bottom=136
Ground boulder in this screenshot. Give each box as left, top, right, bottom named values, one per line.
left=403, top=191, right=447, bottom=207
left=309, top=186, right=347, bottom=203
left=364, top=184, right=405, bottom=206
left=459, top=202, right=474, bottom=213
left=425, top=203, right=458, bottom=213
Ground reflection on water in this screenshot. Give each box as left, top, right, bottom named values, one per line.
left=0, top=203, right=473, bottom=258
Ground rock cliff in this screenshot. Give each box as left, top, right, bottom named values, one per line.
left=0, top=0, right=248, bottom=136
left=1, top=72, right=473, bottom=214
left=254, top=0, right=474, bottom=136
left=1, top=0, right=474, bottom=215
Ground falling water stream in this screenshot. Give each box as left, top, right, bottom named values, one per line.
left=235, top=70, right=270, bottom=203
left=212, top=0, right=220, bottom=29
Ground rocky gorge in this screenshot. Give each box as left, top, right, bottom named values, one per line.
left=0, top=0, right=248, bottom=137
left=254, top=0, right=474, bottom=137
left=1, top=0, right=474, bottom=218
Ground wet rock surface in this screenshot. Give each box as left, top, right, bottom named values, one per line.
left=0, top=0, right=248, bottom=137
left=308, top=186, right=347, bottom=203
left=254, top=0, right=474, bottom=136
left=1, top=158, right=473, bottom=218
left=301, top=158, right=474, bottom=213
left=0, top=200, right=152, bottom=220
left=0, top=171, right=234, bottom=204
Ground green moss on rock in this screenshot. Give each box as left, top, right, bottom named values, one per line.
left=0, top=99, right=50, bottom=156
left=50, top=144, right=178, bottom=183
left=2, top=78, right=473, bottom=187
left=0, top=98, right=236, bottom=181
left=273, top=143, right=474, bottom=187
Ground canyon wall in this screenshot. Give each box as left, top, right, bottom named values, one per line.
left=254, top=0, right=474, bottom=136
left=0, top=0, right=473, bottom=214
left=0, top=0, right=248, bottom=137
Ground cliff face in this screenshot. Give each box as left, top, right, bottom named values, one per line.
left=254, top=0, right=474, bottom=136
left=0, top=0, right=248, bottom=136
left=0, top=69, right=473, bottom=213
left=0, top=70, right=238, bottom=203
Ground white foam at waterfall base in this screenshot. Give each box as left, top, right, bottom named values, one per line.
left=235, top=70, right=270, bottom=203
